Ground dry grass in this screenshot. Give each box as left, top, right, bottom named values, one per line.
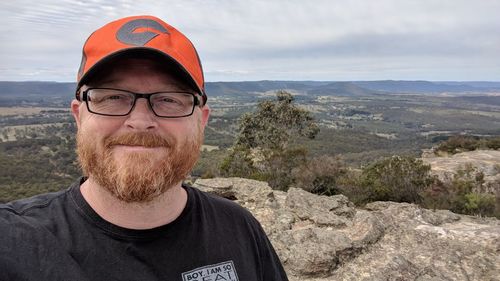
left=201, top=145, right=220, bottom=151
left=0, top=107, right=68, bottom=116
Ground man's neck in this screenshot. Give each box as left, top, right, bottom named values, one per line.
left=80, top=178, right=188, bottom=230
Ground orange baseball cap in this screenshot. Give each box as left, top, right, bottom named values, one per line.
left=76, top=15, right=206, bottom=104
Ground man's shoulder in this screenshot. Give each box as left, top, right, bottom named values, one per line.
left=0, top=180, right=78, bottom=226
left=0, top=188, right=69, bottom=216
left=0, top=190, right=70, bottom=245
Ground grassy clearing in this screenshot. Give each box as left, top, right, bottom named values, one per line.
left=0, top=123, right=69, bottom=142
left=430, top=108, right=500, bottom=118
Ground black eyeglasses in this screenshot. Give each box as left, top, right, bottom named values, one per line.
left=76, top=87, right=202, bottom=118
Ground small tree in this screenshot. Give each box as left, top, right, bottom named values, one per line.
left=220, top=90, right=319, bottom=190
left=234, top=91, right=319, bottom=151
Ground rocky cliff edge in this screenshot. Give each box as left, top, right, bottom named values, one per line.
left=193, top=177, right=500, bottom=281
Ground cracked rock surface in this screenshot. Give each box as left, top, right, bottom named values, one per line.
left=193, top=178, right=500, bottom=281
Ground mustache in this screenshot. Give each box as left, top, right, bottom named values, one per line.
left=104, top=132, right=173, bottom=148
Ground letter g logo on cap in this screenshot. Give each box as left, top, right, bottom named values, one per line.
left=116, top=18, right=169, bottom=46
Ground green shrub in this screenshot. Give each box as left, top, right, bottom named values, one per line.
left=262, top=147, right=308, bottom=191
left=219, top=145, right=258, bottom=179
left=292, top=155, right=348, bottom=196
left=435, top=135, right=479, bottom=154
left=192, top=149, right=228, bottom=179
left=435, top=135, right=500, bottom=155
left=358, top=155, right=434, bottom=204
left=484, top=137, right=500, bottom=150
left=421, top=166, right=499, bottom=218
left=464, top=193, right=496, bottom=216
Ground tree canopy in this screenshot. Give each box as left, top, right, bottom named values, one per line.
left=221, top=90, right=319, bottom=190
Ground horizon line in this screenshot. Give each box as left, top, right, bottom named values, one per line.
left=2, top=79, right=500, bottom=83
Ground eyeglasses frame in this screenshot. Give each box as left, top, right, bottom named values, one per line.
left=75, top=87, right=203, bottom=118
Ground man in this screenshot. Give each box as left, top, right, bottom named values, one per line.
left=0, top=15, right=288, bottom=281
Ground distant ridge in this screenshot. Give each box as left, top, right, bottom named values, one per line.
left=0, top=81, right=76, bottom=106
left=206, top=80, right=500, bottom=96
left=0, top=81, right=76, bottom=97
left=1, top=80, right=499, bottom=104
left=205, top=80, right=327, bottom=95
left=308, top=82, right=378, bottom=96
left=353, top=80, right=489, bottom=93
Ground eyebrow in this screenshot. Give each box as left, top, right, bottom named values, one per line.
left=90, top=84, right=196, bottom=94
left=91, top=78, right=118, bottom=87
left=90, top=76, right=196, bottom=92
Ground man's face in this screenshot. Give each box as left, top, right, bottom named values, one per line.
left=71, top=58, right=210, bottom=202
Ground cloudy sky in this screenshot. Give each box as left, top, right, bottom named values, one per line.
left=1, top=0, right=499, bottom=82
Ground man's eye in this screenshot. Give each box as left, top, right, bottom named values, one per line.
left=106, top=95, right=124, bottom=100
left=160, top=97, right=176, bottom=103
left=90, top=94, right=128, bottom=103
left=155, top=96, right=183, bottom=105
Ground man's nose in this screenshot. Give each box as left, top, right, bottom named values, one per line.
left=124, top=98, right=158, bottom=130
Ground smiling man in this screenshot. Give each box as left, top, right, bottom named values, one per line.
left=0, top=15, right=288, bottom=281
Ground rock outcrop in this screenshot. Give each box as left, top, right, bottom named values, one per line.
left=193, top=177, right=500, bottom=281
left=422, top=150, right=500, bottom=194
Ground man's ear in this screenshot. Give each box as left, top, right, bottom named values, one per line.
left=200, top=105, right=211, bottom=129
left=71, top=99, right=82, bottom=130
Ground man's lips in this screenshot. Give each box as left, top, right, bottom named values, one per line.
left=112, top=144, right=164, bottom=151
left=104, top=132, right=173, bottom=150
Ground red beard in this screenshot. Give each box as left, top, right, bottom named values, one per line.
left=76, top=129, right=202, bottom=203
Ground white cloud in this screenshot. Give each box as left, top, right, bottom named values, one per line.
left=1, top=0, right=499, bottom=82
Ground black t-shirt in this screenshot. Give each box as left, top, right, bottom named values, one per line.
left=0, top=178, right=288, bottom=281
